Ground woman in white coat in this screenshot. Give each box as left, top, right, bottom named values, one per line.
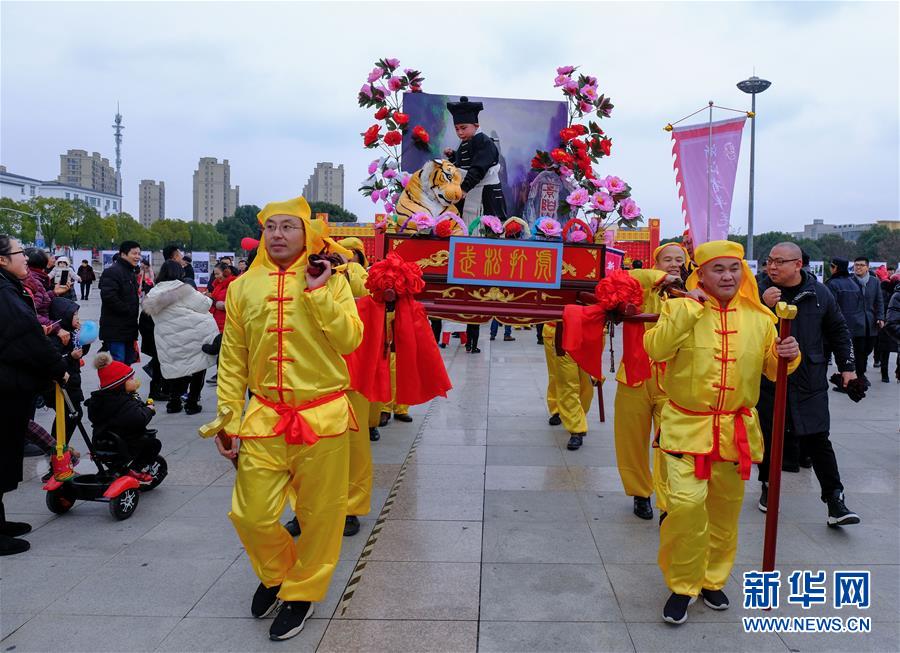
left=141, top=260, right=219, bottom=414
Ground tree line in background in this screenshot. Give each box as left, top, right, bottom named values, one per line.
left=660, top=226, right=899, bottom=266
left=0, top=198, right=359, bottom=253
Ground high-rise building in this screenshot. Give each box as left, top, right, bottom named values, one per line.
left=302, top=162, right=344, bottom=207
left=58, top=149, right=118, bottom=194
left=138, top=179, right=165, bottom=227
left=193, top=157, right=239, bottom=224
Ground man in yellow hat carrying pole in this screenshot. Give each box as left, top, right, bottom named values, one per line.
left=211, top=197, right=363, bottom=642
left=613, top=244, right=686, bottom=522
left=643, top=240, right=800, bottom=625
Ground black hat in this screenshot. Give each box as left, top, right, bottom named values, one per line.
left=446, top=96, right=484, bottom=125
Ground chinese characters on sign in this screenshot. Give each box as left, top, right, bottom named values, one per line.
left=743, top=570, right=871, bottom=611
left=447, top=237, right=563, bottom=289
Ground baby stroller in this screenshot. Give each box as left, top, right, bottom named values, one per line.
left=43, top=387, right=167, bottom=520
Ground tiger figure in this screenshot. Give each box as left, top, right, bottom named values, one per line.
left=395, top=159, right=464, bottom=226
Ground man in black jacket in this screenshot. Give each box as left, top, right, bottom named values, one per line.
left=99, top=240, right=142, bottom=364
left=826, top=256, right=885, bottom=386
left=757, top=243, right=859, bottom=527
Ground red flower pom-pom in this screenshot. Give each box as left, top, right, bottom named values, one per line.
left=593, top=270, right=643, bottom=312
left=504, top=221, right=522, bottom=237
left=365, top=252, right=425, bottom=301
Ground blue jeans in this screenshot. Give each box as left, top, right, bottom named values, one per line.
left=490, top=319, right=512, bottom=339
left=105, top=340, right=138, bottom=365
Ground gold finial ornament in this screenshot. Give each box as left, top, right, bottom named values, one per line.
left=775, top=301, right=798, bottom=320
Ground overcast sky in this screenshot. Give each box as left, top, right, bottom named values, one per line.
left=2, top=1, right=897, bottom=237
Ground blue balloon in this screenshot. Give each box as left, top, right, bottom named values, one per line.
left=79, top=320, right=99, bottom=345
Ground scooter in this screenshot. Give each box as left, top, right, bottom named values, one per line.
left=42, top=386, right=167, bottom=520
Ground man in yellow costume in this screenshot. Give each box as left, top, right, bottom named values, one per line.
left=211, top=196, right=363, bottom=642
left=613, top=244, right=686, bottom=521
left=643, top=240, right=799, bottom=625
left=542, top=322, right=593, bottom=450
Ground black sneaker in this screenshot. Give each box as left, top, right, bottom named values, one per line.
left=826, top=492, right=860, bottom=527
left=0, top=535, right=30, bottom=556
left=369, top=427, right=381, bottom=442
left=633, top=496, right=653, bottom=520
left=284, top=517, right=301, bottom=538
left=566, top=434, right=584, bottom=450
left=548, top=413, right=562, bottom=426
left=470, top=347, right=481, bottom=354
left=251, top=582, right=282, bottom=618
left=662, top=592, right=695, bottom=624
left=344, top=515, right=361, bottom=537
left=799, top=455, right=813, bottom=469
left=166, top=400, right=183, bottom=414
left=758, top=482, right=768, bottom=513
left=184, top=403, right=202, bottom=415
left=0, top=521, right=32, bottom=537
left=269, top=601, right=314, bottom=641
left=394, top=413, right=413, bottom=423
left=700, top=588, right=730, bottom=610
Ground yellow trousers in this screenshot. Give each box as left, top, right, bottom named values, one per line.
left=658, top=454, right=744, bottom=597
left=613, top=371, right=669, bottom=510
left=229, top=434, right=348, bottom=602
left=386, top=352, right=409, bottom=415
left=542, top=332, right=592, bottom=433
left=347, top=390, right=372, bottom=517
left=368, top=401, right=382, bottom=428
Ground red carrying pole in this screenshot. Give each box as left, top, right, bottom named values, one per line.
left=762, top=302, right=797, bottom=572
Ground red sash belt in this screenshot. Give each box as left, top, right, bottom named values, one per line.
left=256, top=391, right=353, bottom=446
left=669, top=402, right=753, bottom=481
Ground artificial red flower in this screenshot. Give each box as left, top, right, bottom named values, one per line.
left=410, top=84, right=422, bottom=93
left=374, top=106, right=389, bottom=120
left=412, top=125, right=430, bottom=143
left=435, top=220, right=454, bottom=238
left=600, top=138, right=612, bottom=156
left=571, top=124, right=587, bottom=136
left=393, top=111, right=409, bottom=126
left=363, top=124, right=381, bottom=147
left=571, top=138, right=587, bottom=151
left=531, top=155, right=545, bottom=170
left=384, top=130, right=402, bottom=146
left=559, top=127, right=578, bottom=142
left=550, top=148, right=573, bottom=165
left=504, top=221, right=523, bottom=237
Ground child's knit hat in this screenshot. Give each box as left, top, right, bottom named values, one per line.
left=94, top=352, right=134, bottom=390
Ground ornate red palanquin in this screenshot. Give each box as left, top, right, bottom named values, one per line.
left=381, top=233, right=609, bottom=324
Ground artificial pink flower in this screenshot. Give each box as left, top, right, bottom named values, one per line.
left=374, top=84, right=389, bottom=97
left=618, top=198, right=641, bottom=220
left=368, top=159, right=381, bottom=175
left=568, top=229, right=587, bottom=243
left=359, top=84, right=373, bottom=98
left=566, top=188, right=590, bottom=207
left=412, top=212, right=435, bottom=231
left=581, top=85, right=598, bottom=101
left=384, top=202, right=394, bottom=213
left=589, top=178, right=604, bottom=188
left=558, top=165, right=573, bottom=178
left=383, top=168, right=397, bottom=179
left=590, top=191, right=615, bottom=212
left=375, top=218, right=388, bottom=230
left=537, top=217, right=562, bottom=237
left=400, top=172, right=411, bottom=188
left=604, top=175, right=627, bottom=194
left=391, top=192, right=400, bottom=203
left=367, top=68, right=382, bottom=83
left=557, top=65, right=576, bottom=76
left=579, top=100, right=593, bottom=113
left=584, top=75, right=597, bottom=86
left=554, top=74, right=571, bottom=88
left=388, top=76, right=403, bottom=92
left=563, top=80, right=579, bottom=94
left=384, top=58, right=400, bottom=70
left=481, top=215, right=503, bottom=234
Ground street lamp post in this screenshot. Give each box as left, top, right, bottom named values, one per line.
left=737, top=75, right=771, bottom=262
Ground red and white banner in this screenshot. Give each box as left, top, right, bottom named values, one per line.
left=671, top=116, right=746, bottom=247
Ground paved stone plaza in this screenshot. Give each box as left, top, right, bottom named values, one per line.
left=2, top=295, right=898, bottom=652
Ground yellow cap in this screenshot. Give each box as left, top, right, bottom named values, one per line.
left=652, top=242, right=689, bottom=264
left=686, top=240, right=773, bottom=321
left=253, top=196, right=351, bottom=268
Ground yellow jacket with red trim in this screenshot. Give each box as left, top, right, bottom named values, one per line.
left=216, top=252, right=363, bottom=438
left=643, top=296, right=800, bottom=462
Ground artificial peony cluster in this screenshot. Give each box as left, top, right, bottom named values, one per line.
left=532, top=65, right=642, bottom=233
left=358, top=57, right=432, bottom=215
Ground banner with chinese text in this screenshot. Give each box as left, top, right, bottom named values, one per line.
left=447, top=237, right=563, bottom=289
